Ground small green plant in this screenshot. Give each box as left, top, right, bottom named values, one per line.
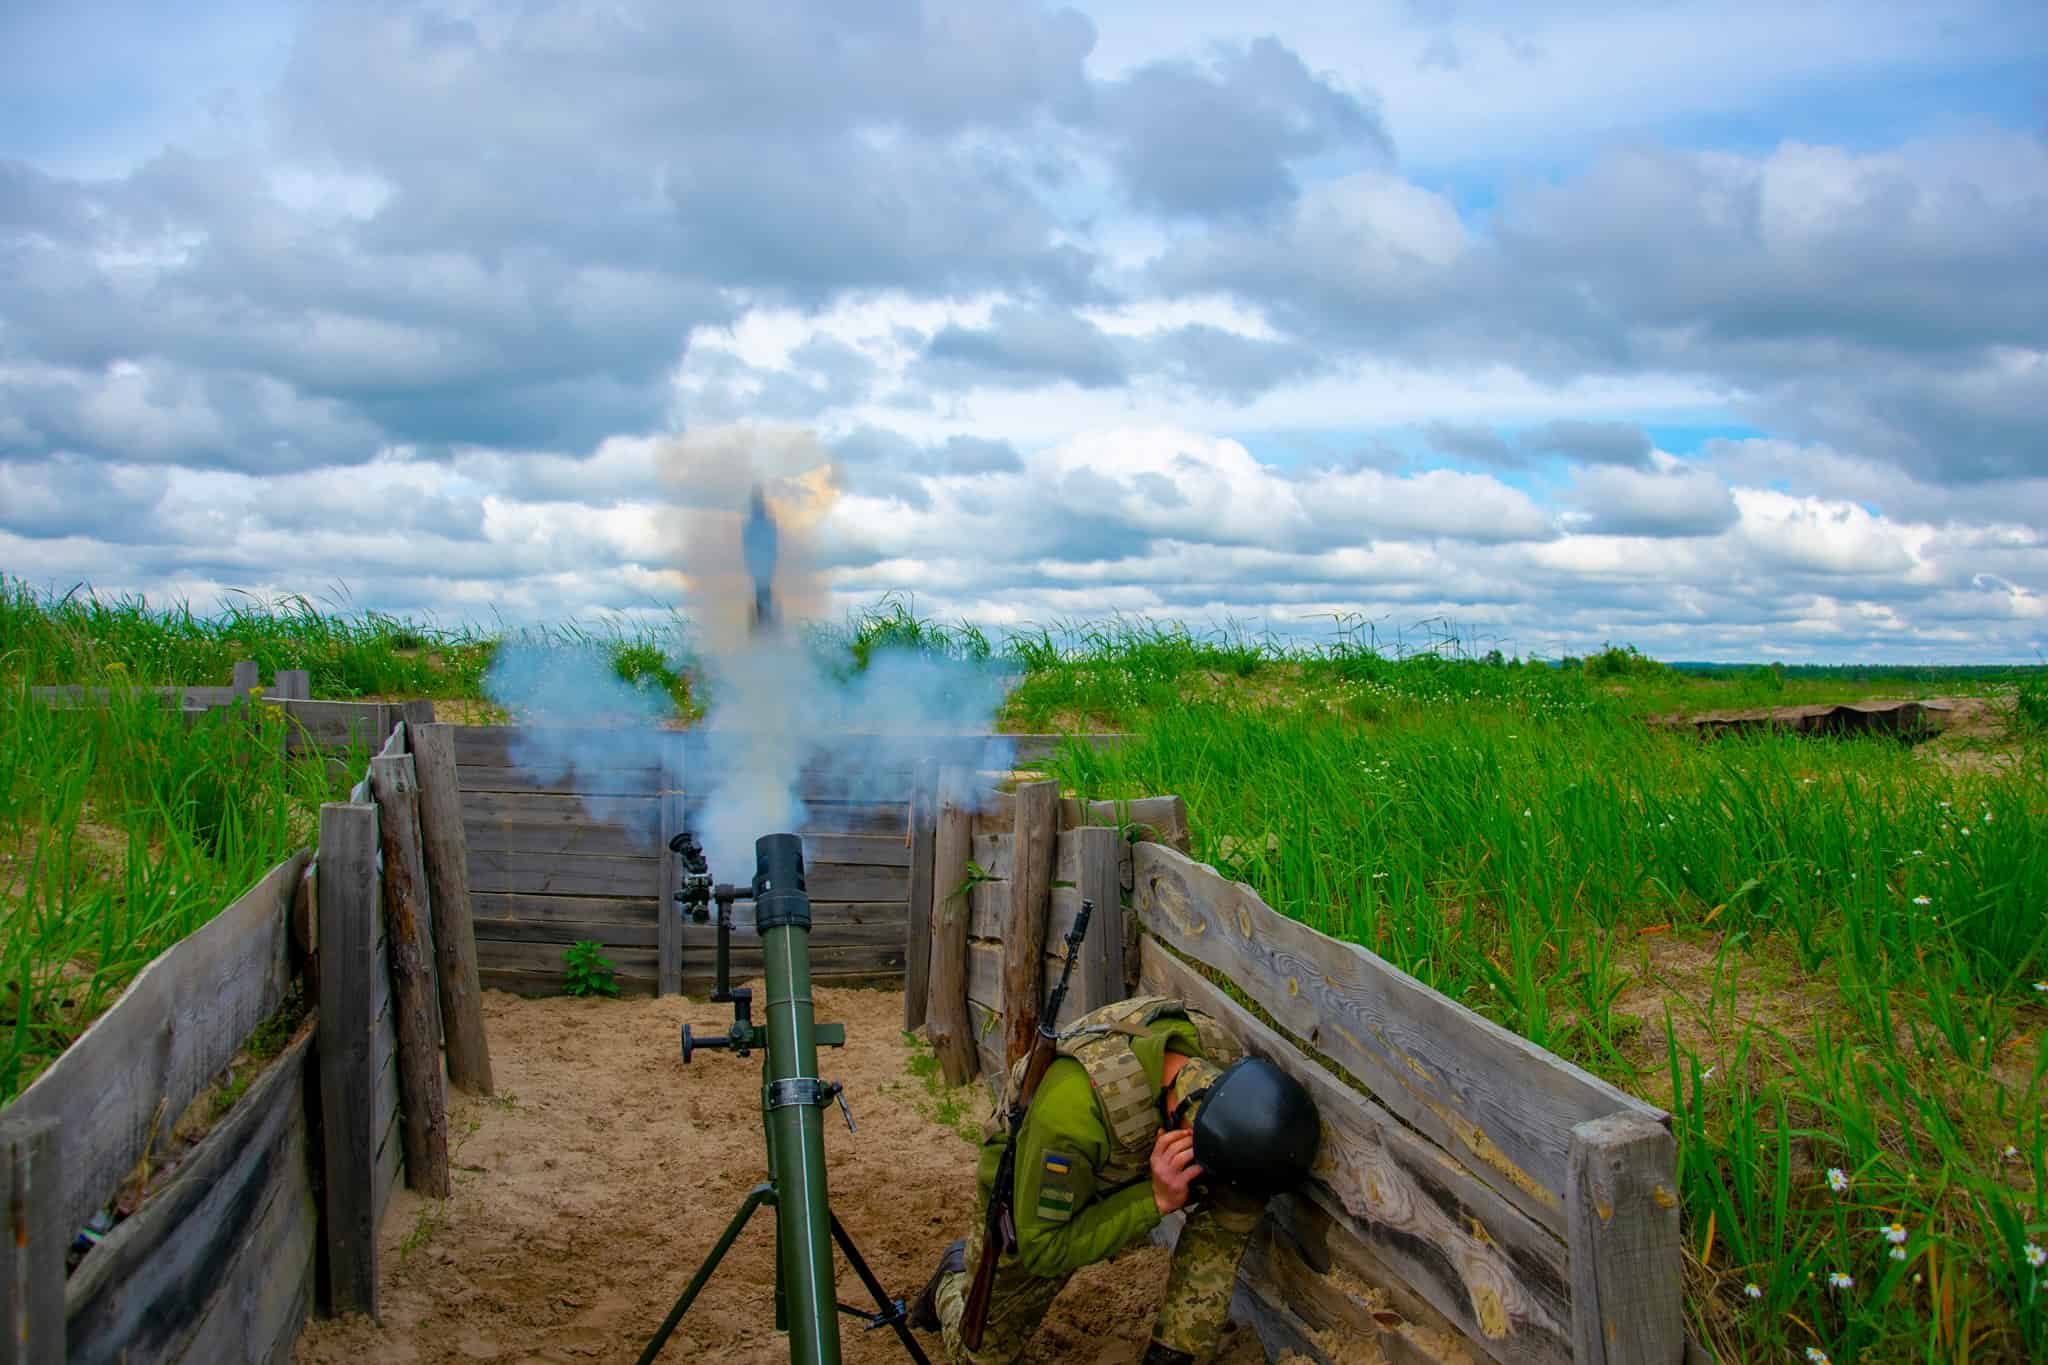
left=562, top=940, right=620, bottom=998
left=902, top=1032, right=983, bottom=1144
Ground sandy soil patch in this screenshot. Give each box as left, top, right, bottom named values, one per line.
left=293, top=985, right=1273, bottom=1365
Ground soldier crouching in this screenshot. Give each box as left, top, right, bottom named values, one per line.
left=908, top=994, right=1321, bottom=1365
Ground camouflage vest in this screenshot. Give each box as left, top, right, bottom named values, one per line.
left=996, top=994, right=1242, bottom=1189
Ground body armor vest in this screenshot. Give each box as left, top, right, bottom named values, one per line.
left=997, top=994, right=1242, bottom=1189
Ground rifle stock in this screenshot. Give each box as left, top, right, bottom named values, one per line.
left=959, top=901, right=1094, bottom=1350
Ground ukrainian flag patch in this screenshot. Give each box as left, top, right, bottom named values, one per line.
left=1044, top=1154, right=1072, bottom=1176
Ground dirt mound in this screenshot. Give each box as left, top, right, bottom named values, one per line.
left=293, top=986, right=1274, bottom=1365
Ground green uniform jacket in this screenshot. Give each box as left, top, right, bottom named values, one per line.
left=974, top=1016, right=1204, bottom=1278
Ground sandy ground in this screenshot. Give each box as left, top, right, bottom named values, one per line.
left=294, top=985, right=1271, bottom=1365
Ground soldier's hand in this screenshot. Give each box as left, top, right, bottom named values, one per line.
left=1149, top=1129, right=1203, bottom=1215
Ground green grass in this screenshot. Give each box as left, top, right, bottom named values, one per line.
left=6, top=583, right=2045, bottom=1358
left=1023, top=624, right=2047, bottom=1363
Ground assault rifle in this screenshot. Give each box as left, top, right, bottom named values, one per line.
left=960, top=901, right=1095, bottom=1350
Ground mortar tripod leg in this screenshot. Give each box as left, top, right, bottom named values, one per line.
left=636, top=1182, right=772, bottom=1365
left=830, top=1212, right=933, bottom=1365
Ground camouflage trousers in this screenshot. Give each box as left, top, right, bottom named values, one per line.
left=932, top=1195, right=1262, bottom=1364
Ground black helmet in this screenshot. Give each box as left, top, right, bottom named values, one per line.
left=1188, top=1057, right=1320, bottom=1200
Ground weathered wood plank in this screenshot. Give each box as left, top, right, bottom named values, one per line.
left=371, top=754, right=452, bottom=1199
left=476, top=918, right=660, bottom=948
left=0, top=1116, right=63, bottom=1365
left=477, top=940, right=661, bottom=976
left=4, top=853, right=308, bottom=1244
left=925, top=768, right=979, bottom=1085
left=462, top=809, right=658, bottom=856
left=411, top=723, right=493, bottom=1097
left=966, top=941, right=1004, bottom=1012
left=801, top=833, right=912, bottom=868
left=967, top=879, right=1007, bottom=940
left=465, top=848, right=661, bottom=897
left=470, top=892, right=656, bottom=926
left=455, top=763, right=662, bottom=796
left=1065, top=794, right=1189, bottom=852
left=1143, top=942, right=1571, bottom=1364
left=1569, top=1114, right=1684, bottom=1365
left=1132, top=843, right=1664, bottom=1236
left=63, top=1032, right=316, bottom=1365
left=317, top=802, right=380, bottom=1318
left=479, top=970, right=658, bottom=998
left=373, top=1109, right=402, bottom=1227
left=1073, top=825, right=1123, bottom=1018
left=462, top=788, right=659, bottom=829
left=658, top=741, right=683, bottom=997
left=476, top=943, right=905, bottom=994
left=904, top=760, right=937, bottom=1031
left=804, top=862, right=911, bottom=904
left=455, top=726, right=1128, bottom=770
left=969, top=831, right=1013, bottom=883
left=281, top=699, right=393, bottom=755
left=681, top=797, right=911, bottom=837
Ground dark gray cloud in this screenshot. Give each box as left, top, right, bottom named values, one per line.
left=1094, top=37, right=1391, bottom=218
left=921, top=305, right=1128, bottom=389
left=1520, top=419, right=1651, bottom=467
left=1422, top=421, right=1517, bottom=466
left=828, top=428, right=1029, bottom=509
left=1143, top=325, right=1324, bottom=400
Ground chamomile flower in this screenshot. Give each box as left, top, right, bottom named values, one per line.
left=1828, top=1271, right=1854, bottom=1291
left=1883, top=1223, right=1909, bottom=1245
left=1826, top=1167, right=1850, bottom=1194
left=1744, top=1283, right=1762, bottom=1300
left=2033, top=982, right=2047, bottom=994
left=2026, top=1243, right=2046, bottom=1270
left=1913, top=895, right=1932, bottom=906
left=1890, top=1247, right=1909, bottom=1262
left=1805, top=1350, right=1831, bottom=1365
left=2004, top=1144, right=2021, bottom=1161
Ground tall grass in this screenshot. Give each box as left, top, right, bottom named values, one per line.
left=1038, top=641, right=2047, bottom=1362
left=0, top=687, right=348, bottom=1101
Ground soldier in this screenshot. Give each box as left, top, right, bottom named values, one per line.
left=908, top=994, right=1320, bottom=1365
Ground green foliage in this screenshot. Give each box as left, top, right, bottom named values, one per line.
left=562, top=940, right=621, bottom=998
left=1583, top=641, right=1669, bottom=679
left=2016, top=672, right=2048, bottom=734
left=902, top=1032, right=982, bottom=1143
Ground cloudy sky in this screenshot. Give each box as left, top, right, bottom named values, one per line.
left=4, top=1, right=2045, bottom=661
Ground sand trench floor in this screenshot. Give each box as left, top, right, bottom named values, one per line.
left=293, top=985, right=1270, bottom=1365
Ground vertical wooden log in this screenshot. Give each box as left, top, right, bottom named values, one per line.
left=317, top=802, right=381, bottom=1318
left=1568, top=1112, right=1683, bottom=1365
left=1074, top=825, right=1124, bottom=1013
left=273, top=668, right=312, bottom=700
left=657, top=731, right=683, bottom=997
left=0, top=1117, right=63, bottom=1365
left=232, top=659, right=260, bottom=695
left=902, top=758, right=938, bottom=1030
left=1002, top=779, right=1059, bottom=1067
left=924, top=766, right=977, bottom=1085
left=369, top=755, right=451, bottom=1200
left=408, top=724, right=493, bottom=1096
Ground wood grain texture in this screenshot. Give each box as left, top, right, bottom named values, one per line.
left=471, top=892, right=656, bottom=926
left=1072, top=825, right=1123, bottom=1019
left=462, top=807, right=659, bottom=855
left=4, top=852, right=308, bottom=1244
left=1132, top=842, right=1663, bottom=1237
left=0, top=1117, right=63, bottom=1365
left=1003, top=780, right=1055, bottom=1067
left=410, top=723, right=492, bottom=1096
left=455, top=763, right=662, bottom=796
left=903, top=760, right=937, bottom=1031
left=924, top=766, right=978, bottom=1085
left=316, top=802, right=380, bottom=1318
left=1143, top=943, right=1570, bottom=1364
left=465, top=848, right=661, bottom=897
left=965, top=942, right=1004, bottom=1012
left=1233, top=1211, right=1471, bottom=1365
left=657, top=740, right=683, bottom=997
left=370, top=754, right=451, bottom=1200
left=63, top=1033, right=317, bottom=1365
left=1568, top=1113, right=1684, bottom=1365
left=802, top=862, right=911, bottom=905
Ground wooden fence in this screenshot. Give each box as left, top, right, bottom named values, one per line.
left=445, top=726, right=1129, bottom=997
left=915, top=793, right=1692, bottom=1365
left=0, top=709, right=492, bottom=1361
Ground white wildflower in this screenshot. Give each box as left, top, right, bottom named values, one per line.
left=1828, top=1271, right=1854, bottom=1290
left=2026, top=1243, right=2046, bottom=1270
left=1744, top=1282, right=1762, bottom=1300
left=1883, top=1223, right=1909, bottom=1245
left=1913, top=895, right=1932, bottom=906
left=1826, top=1168, right=1850, bottom=1194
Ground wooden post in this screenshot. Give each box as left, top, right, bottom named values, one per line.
left=317, top=801, right=381, bottom=1318
left=370, top=755, right=451, bottom=1199
left=1075, top=824, right=1124, bottom=1012
left=276, top=668, right=312, bottom=700
left=1002, top=780, right=1059, bottom=1067
left=0, top=1117, right=63, bottom=1365
left=902, top=758, right=937, bottom=1030
left=232, top=659, right=260, bottom=695
left=924, top=766, right=977, bottom=1085
left=657, top=731, right=683, bottom=997
left=1568, top=1112, right=1683, bottom=1365
left=409, top=723, right=493, bottom=1095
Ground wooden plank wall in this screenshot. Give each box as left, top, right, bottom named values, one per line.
left=1129, top=842, right=1685, bottom=1365
left=451, top=726, right=918, bottom=995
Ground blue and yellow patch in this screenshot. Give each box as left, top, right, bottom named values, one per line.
left=1035, top=1152, right=1077, bottom=1224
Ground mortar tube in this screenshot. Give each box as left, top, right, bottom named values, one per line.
left=753, top=834, right=839, bottom=1365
